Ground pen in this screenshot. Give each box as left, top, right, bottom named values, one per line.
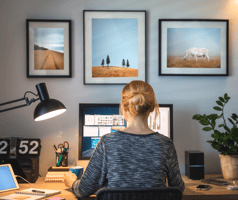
left=52, top=144, right=57, bottom=152
left=32, top=190, right=45, bottom=193
left=57, top=154, right=63, bottom=166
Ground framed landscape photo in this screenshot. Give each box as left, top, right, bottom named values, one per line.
left=159, top=19, right=229, bottom=76
left=27, top=19, right=72, bottom=78
left=84, top=10, right=146, bottom=84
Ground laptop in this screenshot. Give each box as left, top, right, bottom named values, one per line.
left=0, top=164, right=19, bottom=193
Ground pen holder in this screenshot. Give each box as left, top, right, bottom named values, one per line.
left=56, top=151, right=68, bottom=167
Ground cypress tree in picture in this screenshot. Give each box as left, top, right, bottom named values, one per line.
left=106, top=55, right=110, bottom=67
left=122, top=59, right=125, bottom=68
left=127, top=60, right=130, bottom=68
left=101, top=59, right=105, bottom=67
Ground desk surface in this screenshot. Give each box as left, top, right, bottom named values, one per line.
left=1, top=175, right=238, bottom=200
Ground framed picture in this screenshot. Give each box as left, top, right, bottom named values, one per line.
left=83, top=10, right=146, bottom=85
left=159, top=19, right=229, bottom=76
left=27, top=19, right=72, bottom=78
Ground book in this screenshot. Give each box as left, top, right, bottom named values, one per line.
left=47, top=171, right=68, bottom=175
left=45, top=174, right=64, bottom=182
left=48, top=167, right=69, bottom=172
left=51, top=166, right=72, bottom=170
left=0, top=188, right=61, bottom=200
left=45, top=167, right=70, bottom=182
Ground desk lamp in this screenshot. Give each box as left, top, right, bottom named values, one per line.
left=0, top=83, right=66, bottom=121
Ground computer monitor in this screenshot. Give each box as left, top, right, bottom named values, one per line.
left=78, top=103, right=173, bottom=160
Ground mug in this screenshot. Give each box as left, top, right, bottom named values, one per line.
left=69, top=166, right=84, bottom=179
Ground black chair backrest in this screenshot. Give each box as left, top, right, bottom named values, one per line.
left=96, top=187, right=182, bottom=200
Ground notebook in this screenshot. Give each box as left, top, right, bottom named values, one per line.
left=0, top=188, right=61, bottom=200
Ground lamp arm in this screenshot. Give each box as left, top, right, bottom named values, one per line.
left=0, top=91, right=40, bottom=113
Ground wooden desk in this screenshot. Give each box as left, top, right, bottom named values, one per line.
left=1, top=175, right=238, bottom=200
left=182, top=174, right=238, bottom=200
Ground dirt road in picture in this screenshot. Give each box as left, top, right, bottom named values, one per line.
left=34, top=50, right=64, bottom=70
left=92, top=66, right=138, bottom=77
left=167, top=56, right=220, bottom=68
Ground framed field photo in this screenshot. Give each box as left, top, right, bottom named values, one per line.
left=27, top=19, right=72, bottom=78
left=159, top=19, right=229, bottom=76
left=84, top=10, right=146, bottom=84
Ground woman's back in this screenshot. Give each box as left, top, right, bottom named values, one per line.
left=72, top=131, right=185, bottom=198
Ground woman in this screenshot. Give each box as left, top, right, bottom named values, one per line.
left=64, top=80, right=185, bottom=198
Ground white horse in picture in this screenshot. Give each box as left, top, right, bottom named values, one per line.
left=184, top=47, right=209, bottom=62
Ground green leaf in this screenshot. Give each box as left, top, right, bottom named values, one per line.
left=232, top=113, right=238, bottom=118
left=206, top=115, right=212, bottom=120
left=224, top=126, right=231, bottom=132
left=219, top=97, right=225, bottom=102
left=209, top=114, right=219, bottom=121
left=219, top=124, right=225, bottom=127
left=230, top=146, right=237, bottom=152
left=199, top=119, right=210, bottom=126
left=216, top=101, right=223, bottom=107
left=211, top=120, right=216, bottom=128
left=192, top=115, right=201, bottom=120
left=213, top=106, right=222, bottom=111
left=231, top=116, right=237, bottom=121
left=224, top=94, right=230, bottom=103
left=224, top=93, right=228, bottom=100
left=203, top=127, right=213, bottom=131
left=214, top=130, right=221, bottom=134
left=212, top=143, right=219, bottom=150
left=228, top=118, right=235, bottom=126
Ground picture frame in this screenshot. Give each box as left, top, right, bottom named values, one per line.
left=159, top=19, right=229, bottom=76
left=27, top=19, right=72, bottom=78
left=83, top=10, right=147, bottom=85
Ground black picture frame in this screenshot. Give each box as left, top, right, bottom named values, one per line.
left=78, top=103, right=173, bottom=160
left=159, top=19, right=229, bottom=76
left=26, top=19, right=72, bottom=78
left=83, top=10, right=147, bottom=85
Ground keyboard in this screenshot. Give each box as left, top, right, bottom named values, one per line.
left=201, top=179, right=229, bottom=186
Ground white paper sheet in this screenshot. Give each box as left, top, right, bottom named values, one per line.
left=83, top=126, right=99, bottom=137
left=159, top=110, right=170, bottom=137
left=85, top=114, right=95, bottom=125
left=99, top=126, right=112, bottom=136
left=112, top=115, right=125, bottom=125
left=148, top=107, right=170, bottom=138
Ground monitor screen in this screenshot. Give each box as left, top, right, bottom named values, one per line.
left=0, top=164, right=19, bottom=192
left=79, top=103, right=173, bottom=160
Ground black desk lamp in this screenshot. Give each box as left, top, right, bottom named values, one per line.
left=0, top=83, right=66, bottom=121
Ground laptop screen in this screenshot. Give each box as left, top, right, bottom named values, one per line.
left=0, top=165, right=19, bottom=192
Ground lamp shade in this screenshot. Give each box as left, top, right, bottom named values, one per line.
left=34, top=99, right=66, bottom=121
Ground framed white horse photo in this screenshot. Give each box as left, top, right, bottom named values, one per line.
left=159, top=19, right=229, bottom=76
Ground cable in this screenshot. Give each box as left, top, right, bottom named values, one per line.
left=226, top=181, right=238, bottom=190
left=24, top=91, right=38, bottom=98
left=15, top=175, right=33, bottom=186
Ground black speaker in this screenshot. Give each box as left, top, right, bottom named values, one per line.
left=185, top=151, right=204, bottom=180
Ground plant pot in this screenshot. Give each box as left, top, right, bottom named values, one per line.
left=219, top=154, right=238, bottom=179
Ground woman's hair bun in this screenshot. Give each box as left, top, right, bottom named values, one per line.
left=129, top=93, right=145, bottom=106
left=120, top=80, right=159, bottom=117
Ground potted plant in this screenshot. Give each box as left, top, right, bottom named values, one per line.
left=193, top=93, right=238, bottom=179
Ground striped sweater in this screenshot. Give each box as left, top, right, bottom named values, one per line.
left=72, top=131, right=185, bottom=198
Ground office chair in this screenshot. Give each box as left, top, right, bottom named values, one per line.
left=96, top=187, right=182, bottom=200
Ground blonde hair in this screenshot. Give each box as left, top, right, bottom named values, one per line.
left=120, top=80, right=159, bottom=118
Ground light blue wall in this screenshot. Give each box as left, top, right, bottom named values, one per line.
left=0, top=0, right=238, bottom=176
